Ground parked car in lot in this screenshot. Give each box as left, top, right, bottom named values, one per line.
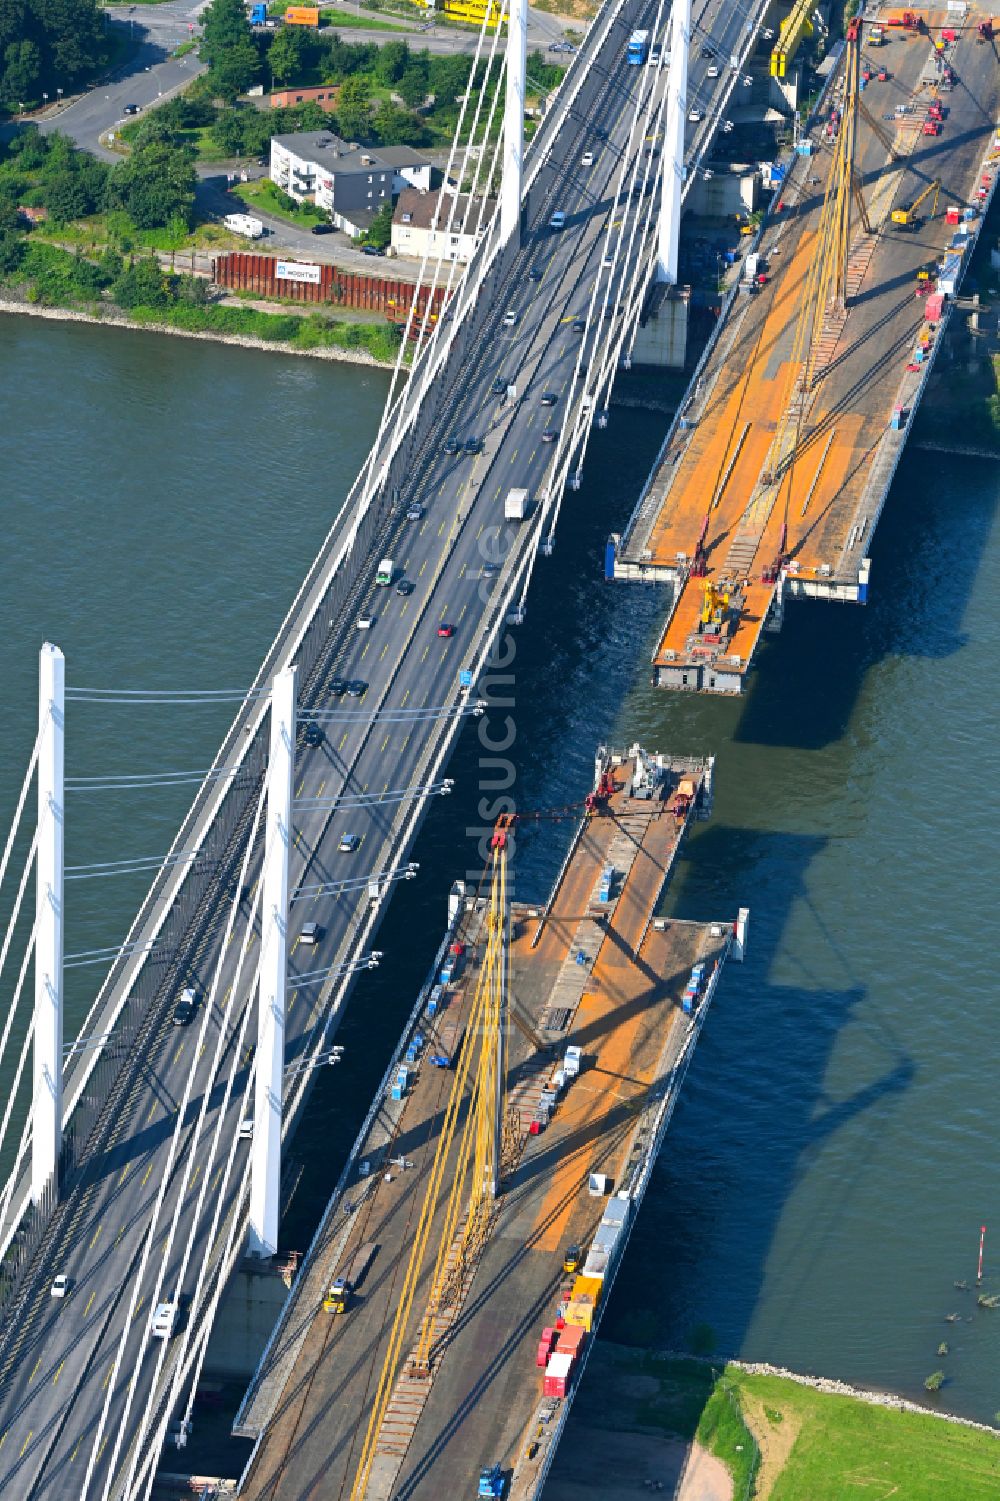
left=312, top=222, right=334, bottom=235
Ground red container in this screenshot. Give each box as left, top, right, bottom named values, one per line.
left=556, top=1324, right=586, bottom=1357
left=543, top=1374, right=567, bottom=1397
left=536, top=1340, right=551, bottom=1367
left=945, top=206, right=960, bottom=224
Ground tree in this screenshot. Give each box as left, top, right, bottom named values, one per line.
left=428, top=52, right=470, bottom=104
left=105, top=141, right=196, bottom=229
left=2, top=39, right=42, bottom=104
left=374, top=39, right=409, bottom=86
left=396, top=59, right=429, bottom=109
left=361, top=199, right=392, bottom=249
left=199, top=0, right=253, bottom=70
left=371, top=100, right=424, bottom=147
left=267, top=24, right=311, bottom=85
left=111, top=255, right=176, bottom=310
left=210, top=38, right=262, bottom=101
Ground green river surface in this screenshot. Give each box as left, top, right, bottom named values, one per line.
left=2, top=313, right=999, bottom=1428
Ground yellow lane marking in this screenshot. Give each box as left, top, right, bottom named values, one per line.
left=189, top=1164, right=201, bottom=1191
left=90, top=1223, right=102, bottom=1250
left=360, top=641, right=370, bottom=660
left=419, top=560, right=428, bottom=577
left=173, top=1043, right=185, bottom=1064
left=510, top=448, right=519, bottom=463
left=459, top=563, right=467, bottom=578
left=379, top=644, right=389, bottom=661
left=146, top=1103, right=157, bottom=1124
left=459, top=603, right=468, bottom=620
left=339, top=732, right=348, bottom=751
left=438, top=520, right=446, bottom=536
left=318, top=779, right=326, bottom=795
left=18, top=1432, right=31, bottom=1460
left=401, top=688, right=410, bottom=705
left=380, top=734, right=390, bottom=752
left=402, top=734, right=410, bottom=750
left=84, top=1291, right=95, bottom=1317
left=29, top=1358, right=40, bottom=1384
left=141, top=1163, right=153, bottom=1188
left=0, top=1432, right=6, bottom=1453
left=421, top=646, right=430, bottom=663
left=52, top=1361, right=64, bottom=1386
left=477, top=522, right=485, bottom=538
left=295, top=780, right=304, bottom=797
left=115, top=1227, right=124, bottom=1247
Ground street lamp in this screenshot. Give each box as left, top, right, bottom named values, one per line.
left=57, top=87, right=63, bottom=105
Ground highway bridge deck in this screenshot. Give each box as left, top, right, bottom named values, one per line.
left=233, top=749, right=736, bottom=1501
left=615, top=3, right=1000, bottom=692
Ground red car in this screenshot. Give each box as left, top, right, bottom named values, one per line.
left=437, top=623, right=455, bottom=638
left=922, top=119, right=940, bottom=136
left=877, top=67, right=889, bottom=82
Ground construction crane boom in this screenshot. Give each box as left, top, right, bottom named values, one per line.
left=891, top=177, right=940, bottom=228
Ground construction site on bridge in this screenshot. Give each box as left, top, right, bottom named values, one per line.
left=228, top=747, right=746, bottom=1501
left=613, top=3, right=1000, bottom=692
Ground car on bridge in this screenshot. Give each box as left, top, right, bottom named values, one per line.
left=338, top=834, right=361, bottom=853
left=542, top=429, right=557, bottom=444
left=437, top=623, right=455, bottom=638
left=347, top=679, right=367, bottom=697
left=331, top=677, right=348, bottom=696
left=503, top=310, right=518, bottom=326
left=304, top=722, right=324, bottom=747
left=464, top=437, right=484, bottom=454
left=540, top=392, right=558, bottom=406
left=51, top=1274, right=70, bottom=1299
left=301, top=920, right=324, bottom=943
left=357, top=612, right=375, bottom=630
left=173, top=987, right=198, bottom=1027
left=581, top=150, right=595, bottom=167
left=444, top=438, right=461, bottom=455
left=396, top=578, right=414, bottom=596
left=406, top=503, right=424, bottom=520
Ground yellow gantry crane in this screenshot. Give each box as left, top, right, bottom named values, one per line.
left=760, top=16, right=869, bottom=505
left=349, top=818, right=513, bottom=1501
left=770, top=0, right=815, bottom=77
left=891, top=177, right=941, bottom=228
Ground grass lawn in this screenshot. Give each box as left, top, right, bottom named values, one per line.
left=732, top=1368, right=1000, bottom=1501
left=236, top=178, right=328, bottom=226
left=34, top=212, right=240, bottom=254
left=572, top=1347, right=1000, bottom=1501
left=319, top=7, right=411, bottom=27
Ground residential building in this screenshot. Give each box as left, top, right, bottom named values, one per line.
left=391, top=187, right=496, bottom=264
left=269, top=131, right=432, bottom=235
left=270, top=85, right=340, bottom=113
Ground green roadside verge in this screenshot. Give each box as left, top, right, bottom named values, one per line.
left=0, top=241, right=402, bottom=362
left=551, top=1345, right=1000, bottom=1501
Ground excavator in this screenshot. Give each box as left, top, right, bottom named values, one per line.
left=700, top=581, right=730, bottom=633
left=891, top=178, right=941, bottom=229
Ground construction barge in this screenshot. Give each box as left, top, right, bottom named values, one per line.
left=610, top=3, right=1000, bottom=693
left=226, top=746, right=747, bottom=1501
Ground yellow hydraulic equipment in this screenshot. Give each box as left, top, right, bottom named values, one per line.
left=349, top=819, right=514, bottom=1501
left=771, top=0, right=814, bottom=77
left=891, top=177, right=941, bottom=227
left=701, top=581, right=730, bottom=628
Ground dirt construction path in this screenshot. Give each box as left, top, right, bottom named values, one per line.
left=737, top=1388, right=803, bottom=1500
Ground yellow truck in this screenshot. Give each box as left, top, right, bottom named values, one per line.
left=323, top=1241, right=377, bottom=1314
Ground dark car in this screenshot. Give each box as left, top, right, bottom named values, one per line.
left=444, top=438, right=460, bottom=455
left=304, top=722, right=324, bottom=747
left=528, top=266, right=543, bottom=282
left=122, top=103, right=141, bottom=116
left=172, top=987, right=197, bottom=1027
left=330, top=677, right=348, bottom=697
left=396, top=578, right=414, bottom=596
left=541, top=429, right=558, bottom=443
left=347, top=679, right=368, bottom=697
left=540, top=392, right=557, bottom=406
left=572, top=318, right=586, bottom=333
left=700, top=43, right=714, bottom=58
left=311, top=222, right=334, bottom=235
left=464, top=437, right=483, bottom=455
left=361, top=244, right=384, bottom=256
left=491, top=376, right=506, bottom=395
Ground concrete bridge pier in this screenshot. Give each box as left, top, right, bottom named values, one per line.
left=32, top=642, right=64, bottom=1206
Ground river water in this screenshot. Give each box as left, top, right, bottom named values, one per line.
left=2, top=314, right=999, bottom=1425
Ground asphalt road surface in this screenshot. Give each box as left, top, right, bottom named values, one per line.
left=0, top=1, right=762, bottom=1496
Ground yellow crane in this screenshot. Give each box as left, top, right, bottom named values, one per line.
left=891, top=178, right=941, bottom=228
left=348, top=818, right=514, bottom=1501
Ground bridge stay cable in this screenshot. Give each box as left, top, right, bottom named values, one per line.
left=79, top=777, right=270, bottom=1501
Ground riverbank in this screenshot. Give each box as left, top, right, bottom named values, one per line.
left=546, top=1345, right=1000, bottom=1501
left=0, top=295, right=397, bottom=369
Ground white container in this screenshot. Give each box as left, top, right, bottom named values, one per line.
left=546, top=1350, right=573, bottom=1378
left=504, top=488, right=529, bottom=521
left=223, top=213, right=264, bottom=239
left=563, top=1045, right=582, bottom=1078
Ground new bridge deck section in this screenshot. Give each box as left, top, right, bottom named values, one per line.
left=235, top=749, right=733, bottom=1501
left=616, top=4, right=1000, bottom=692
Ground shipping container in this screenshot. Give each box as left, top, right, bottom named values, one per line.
left=564, top=1298, right=594, bottom=1332
left=556, top=1324, right=586, bottom=1357
left=602, top=1197, right=630, bottom=1230
left=572, top=1275, right=603, bottom=1307
left=593, top=1223, right=622, bottom=1257
left=583, top=1248, right=609, bottom=1279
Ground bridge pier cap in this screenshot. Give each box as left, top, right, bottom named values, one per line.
left=33, top=642, right=65, bottom=1205
left=248, top=665, right=297, bottom=1258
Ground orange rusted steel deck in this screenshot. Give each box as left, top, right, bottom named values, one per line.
left=615, top=4, right=1000, bottom=692
left=232, top=748, right=743, bottom=1501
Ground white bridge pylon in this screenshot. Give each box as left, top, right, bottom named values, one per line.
left=657, top=0, right=691, bottom=284
left=248, top=666, right=296, bottom=1258
left=33, top=643, right=65, bottom=1206
left=500, top=0, right=528, bottom=245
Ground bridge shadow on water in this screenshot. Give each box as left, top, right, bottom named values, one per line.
left=735, top=443, right=998, bottom=751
